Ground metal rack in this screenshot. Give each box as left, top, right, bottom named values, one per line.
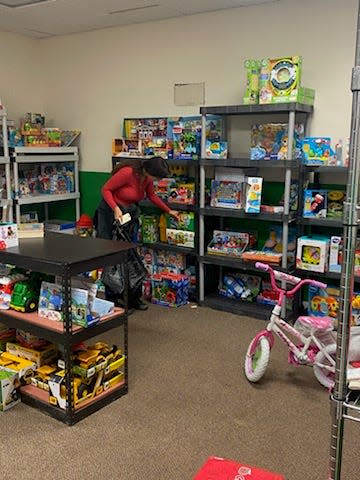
left=329, top=1, right=360, bottom=477
left=0, top=233, right=133, bottom=425
left=0, top=105, right=14, bottom=220
left=198, top=103, right=313, bottom=317
left=13, top=146, right=81, bottom=223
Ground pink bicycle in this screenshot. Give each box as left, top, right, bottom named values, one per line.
left=244, top=263, right=337, bottom=389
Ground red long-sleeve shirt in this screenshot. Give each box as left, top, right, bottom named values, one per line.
left=102, top=166, right=171, bottom=213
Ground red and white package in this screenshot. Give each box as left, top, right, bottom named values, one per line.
left=193, top=457, right=285, bottom=480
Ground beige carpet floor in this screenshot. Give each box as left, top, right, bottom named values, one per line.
left=0, top=304, right=358, bottom=480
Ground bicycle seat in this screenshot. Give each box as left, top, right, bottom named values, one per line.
left=297, top=316, right=333, bottom=330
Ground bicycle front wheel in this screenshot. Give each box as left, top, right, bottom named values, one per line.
left=244, top=335, right=270, bottom=382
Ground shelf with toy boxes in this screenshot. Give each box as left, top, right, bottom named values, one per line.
left=0, top=233, right=132, bottom=424
left=12, top=147, right=80, bottom=224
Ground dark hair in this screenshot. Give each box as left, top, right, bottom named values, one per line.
left=111, top=156, right=170, bottom=178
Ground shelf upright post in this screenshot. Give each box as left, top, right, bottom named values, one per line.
left=199, top=112, right=207, bottom=302
left=13, top=159, right=21, bottom=224
left=62, top=267, right=75, bottom=424
left=1, top=108, right=12, bottom=221
left=280, top=110, right=295, bottom=317
left=74, top=153, right=80, bottom=220
left=329, top=1, right=360, bottom=477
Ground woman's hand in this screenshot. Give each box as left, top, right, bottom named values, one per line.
left=168, top=210, right=180, bottom=221
left=114, top=206, right=123, bottom=221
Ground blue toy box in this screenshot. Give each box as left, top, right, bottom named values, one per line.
left=151, top=272, right=189, bottom=307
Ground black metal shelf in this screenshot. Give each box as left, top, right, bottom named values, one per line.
left=0, top=232, right=133, bottom=276
left=200, top=102, right=313, bottom=116
left=295, top=269, right=360, bottom=284
left=200, top=206, right=295, bottom=222
left=200, top=158, right=299, bottom=168
left=139, top=199, right=196, bottom=212
left=299, top=217, right=343, bottom=227
left=202, top=293, right=272, bottom=320
left=112, top=156, right=197, bottom=168
left=303, top=165, right=348, bottom=173
left=141, top=241, right=196, bottom=255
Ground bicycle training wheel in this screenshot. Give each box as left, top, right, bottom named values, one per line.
left=313, top=343, right=336, bottom=389
left=244, top=335, right=270, bottom=382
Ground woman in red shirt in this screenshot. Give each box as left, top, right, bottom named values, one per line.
left=95, top=156, right=179, bottom=311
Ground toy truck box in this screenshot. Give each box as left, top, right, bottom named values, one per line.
left=194, top=456, right=285, bottom=480
left=0, top=370, right=20, bottom=411
left=6, top=342, right=58, bottom=368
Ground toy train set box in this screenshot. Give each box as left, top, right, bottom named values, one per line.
left=193, top=456, right=285, bottom=480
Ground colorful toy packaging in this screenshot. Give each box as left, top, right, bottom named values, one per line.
left=308, top=284, right=340, bottom=319
left=210, top=180, right=243, bottom=209
left=207, top=230, right=256, bottom=257
left=0, top=223, right=18, bottom=248
left=219, top=273, right=261, bottom=302
left=166, top=212, right=195, bottom=232
left=168, top=117, right=201, bottom=160
left=250, top=123, right=304, bottom=160
left=205, top=140, right=228, bottom=159
left=301, top=137, right=335, bottom=165
left=166, top=229, right=195, bottom=248
left=327, top=190, right=345, bottom=218
left=243, top=59, right=261, bottom=104
left=257, top=279, right=293, bottom=310
left=140, top=215, right=159, bottom=244
left=0, top=370, right=20, bottom=411
left=303, top=190, right=327, bottom=218
left=329, top=236, right=342, bottom=273
left=193, top=456, right=285, bottom=480
left=259, top=55, right=314, bottom=105
left=168, top=182, right=195, bottom=205
left=263, top=225, right=297, bottom=266
left=296, top=235, right=330, bottom=273
left=245, top=177, right=263, bottom=213
left=151, top=272, right=189, bottom=307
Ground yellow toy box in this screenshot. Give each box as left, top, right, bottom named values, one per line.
left=6, top=342, right=58, bottom=368
left=0, top=351, right=36, bottom=383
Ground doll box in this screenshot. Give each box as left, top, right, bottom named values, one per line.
left=193, top=456, right=285, bottom=480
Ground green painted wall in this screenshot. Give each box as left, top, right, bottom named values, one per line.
left=79, top=171, right=110, bottom=217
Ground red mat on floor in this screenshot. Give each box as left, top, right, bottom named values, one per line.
left=193, top=456, right=285, bottom=479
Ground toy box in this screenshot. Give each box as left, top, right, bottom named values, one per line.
left=6, top=342, right=58, bottom=368
left=327, top=190, right=345, bottom=218
left=296, top=235, right=329, bottom=273
left=168, top=182, right=195, bottom=205
left=219, top=273, right=261, bottom=301
left=303, top=190, right=327, bottom=218
left=155, top=250, right=186, bottom=272
left=194, top=456, right=285, bottom=480
left=329, top=236, right=342, bottom=273
left=140, top=215, right=159, bottom=244
left=301, top=137, right=335, bottom=165
left=308, top=285, right=340, bottom=319
left=243, top=59, right=261, bottom=104
left=168, top=117, right=201, bottom=160
left=205, top=140, right=228, bottom=159
left=210, top=180, right=243, bottom=209
left=259, top=56, right=303, bottom=105
left=166, top=212, right=195, bottom=232
left=250, top=123, right=304, bottom=160
left=0, top=370, right=20, bottom=411
left=153, top=178, right=176, bottom=200
left=166, top=229, right=195, bottom=248
left=241, top=250, right=282, bottom=264
left=0, top=223, right=18, bottom=248
left=257, top=279, right=293, bottom=310
left=245, top=177, right=263, bottom=213
left=207, top=230, right=255, bottom=257
left=0, top=351, right=36, bottom=383
left=0, top=324, right=15, bottom=350
left=263, top=225, right=297, bottom=266
left=151, top=272, right=189, bottom=307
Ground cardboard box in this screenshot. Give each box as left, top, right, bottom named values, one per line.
left=0, top=223, right=18, bottom=248
left=0, top=370, right=20, bottom=411
left=194, top=457, right=285, bottom=480
left=6, top=342, right=58, bottom=368
left=296, top=235, right=329, bottom=273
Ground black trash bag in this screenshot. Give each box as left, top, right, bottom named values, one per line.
left=102, top=220, right=147, bottom=296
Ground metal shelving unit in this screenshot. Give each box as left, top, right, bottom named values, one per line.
left=12, top=146, right=80, bottom=223
left=0, top=233, right=133, bottom=425
left=0, top=105, right=14, bottom=220
left=198, top=103, right=313, bottom=317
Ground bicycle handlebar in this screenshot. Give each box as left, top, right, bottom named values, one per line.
left=255, top=262, right=327, bottom=294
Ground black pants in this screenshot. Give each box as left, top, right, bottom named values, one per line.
left=94, top=199, right=142, bottom=307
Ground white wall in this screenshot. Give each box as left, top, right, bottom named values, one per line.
left=4, top=0, right=359, bottom=171
left=0, top=31, right=44, bottom=122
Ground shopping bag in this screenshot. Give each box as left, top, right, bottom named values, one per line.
left=193, top=457, right=285, bottom=480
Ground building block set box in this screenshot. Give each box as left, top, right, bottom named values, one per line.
left=151, top=272, right=189, bottom=307
left=193, top=456, right=285, bottom=480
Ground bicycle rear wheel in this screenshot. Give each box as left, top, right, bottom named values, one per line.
left=313, top=343, right=336, bottom=389
left=244, top=335, right=270, bottom=382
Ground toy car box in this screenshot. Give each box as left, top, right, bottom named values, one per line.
left=0, top=370, right=20, bottom=411
left=193, top=456, right=285, bottom=480
left=6, top=342, right=58, bottom=368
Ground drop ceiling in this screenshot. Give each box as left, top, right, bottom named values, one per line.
left=0, top=0, right=279, bottom=38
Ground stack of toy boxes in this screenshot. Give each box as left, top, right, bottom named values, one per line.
left=151, top=271, right=189, bottom=307
left=166, top=212, right=195, bottom=248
